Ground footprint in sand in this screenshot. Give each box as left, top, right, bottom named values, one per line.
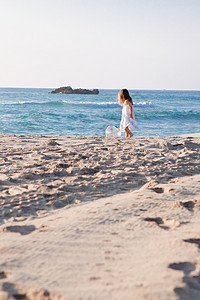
left=0, top=271, right=11, bottom=280
left=144, top=217, right=168, bottom=229
left=184, top=238, right=200, bottom=249
left=151, top=187, right=164, bottom=194
left=168, top=261, right=195, bottom=274
left=180, top=200, right=195, bottom=211
left=168, top=261, right=200, bottom=297
left=144, top=217, right=180, bottom=230
left=2, top=225, right=36, bottom=235
left=1, top=281, right=59, bottom=300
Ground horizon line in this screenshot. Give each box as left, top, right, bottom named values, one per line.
left=0, top=86, right=200, bottom=92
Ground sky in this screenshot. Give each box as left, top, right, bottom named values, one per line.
left=0, top=0, right=200, bottom=90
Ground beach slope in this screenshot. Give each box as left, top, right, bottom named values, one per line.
left=0, top=134, right=200, bottom=299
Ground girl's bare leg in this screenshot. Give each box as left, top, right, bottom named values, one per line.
left=125, top=127, right=133, bottom=137
left=129, top=132, right=133, bottom=137
left=125, top=127, right=129, bottom=137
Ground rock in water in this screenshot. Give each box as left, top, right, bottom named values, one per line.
left=50, top=86, right=99, bottom=95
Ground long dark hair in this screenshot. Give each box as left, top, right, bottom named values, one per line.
left=119, top=89, right=133, bottom=105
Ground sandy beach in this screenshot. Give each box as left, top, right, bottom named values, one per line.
left=0, top=133, right=200, bottom=299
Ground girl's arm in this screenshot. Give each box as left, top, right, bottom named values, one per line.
left=125, top=100, right=134, bottom=119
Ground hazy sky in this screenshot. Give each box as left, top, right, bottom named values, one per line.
left=0, top=0, right=200, bottom=90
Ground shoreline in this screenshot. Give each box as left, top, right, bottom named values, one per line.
left=0, top=131, right=199, bottom=138
left=0, top=133, right=200, bottom=299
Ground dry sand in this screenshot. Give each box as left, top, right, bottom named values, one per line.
left=0, top=133, right=200, bottom=299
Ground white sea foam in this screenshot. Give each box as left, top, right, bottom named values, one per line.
left=61, top=101, right=153, bottom=107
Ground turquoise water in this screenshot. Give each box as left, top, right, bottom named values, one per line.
left=0, top=88, right=199, bottom=137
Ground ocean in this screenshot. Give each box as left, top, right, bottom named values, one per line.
left=0, top=88, right=199, bottom=137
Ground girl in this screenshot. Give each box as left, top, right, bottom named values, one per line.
left=118, top=89, right=135, bottom=137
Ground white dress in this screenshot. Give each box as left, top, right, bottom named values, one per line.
left=120, top=100, right=135, bottom=132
